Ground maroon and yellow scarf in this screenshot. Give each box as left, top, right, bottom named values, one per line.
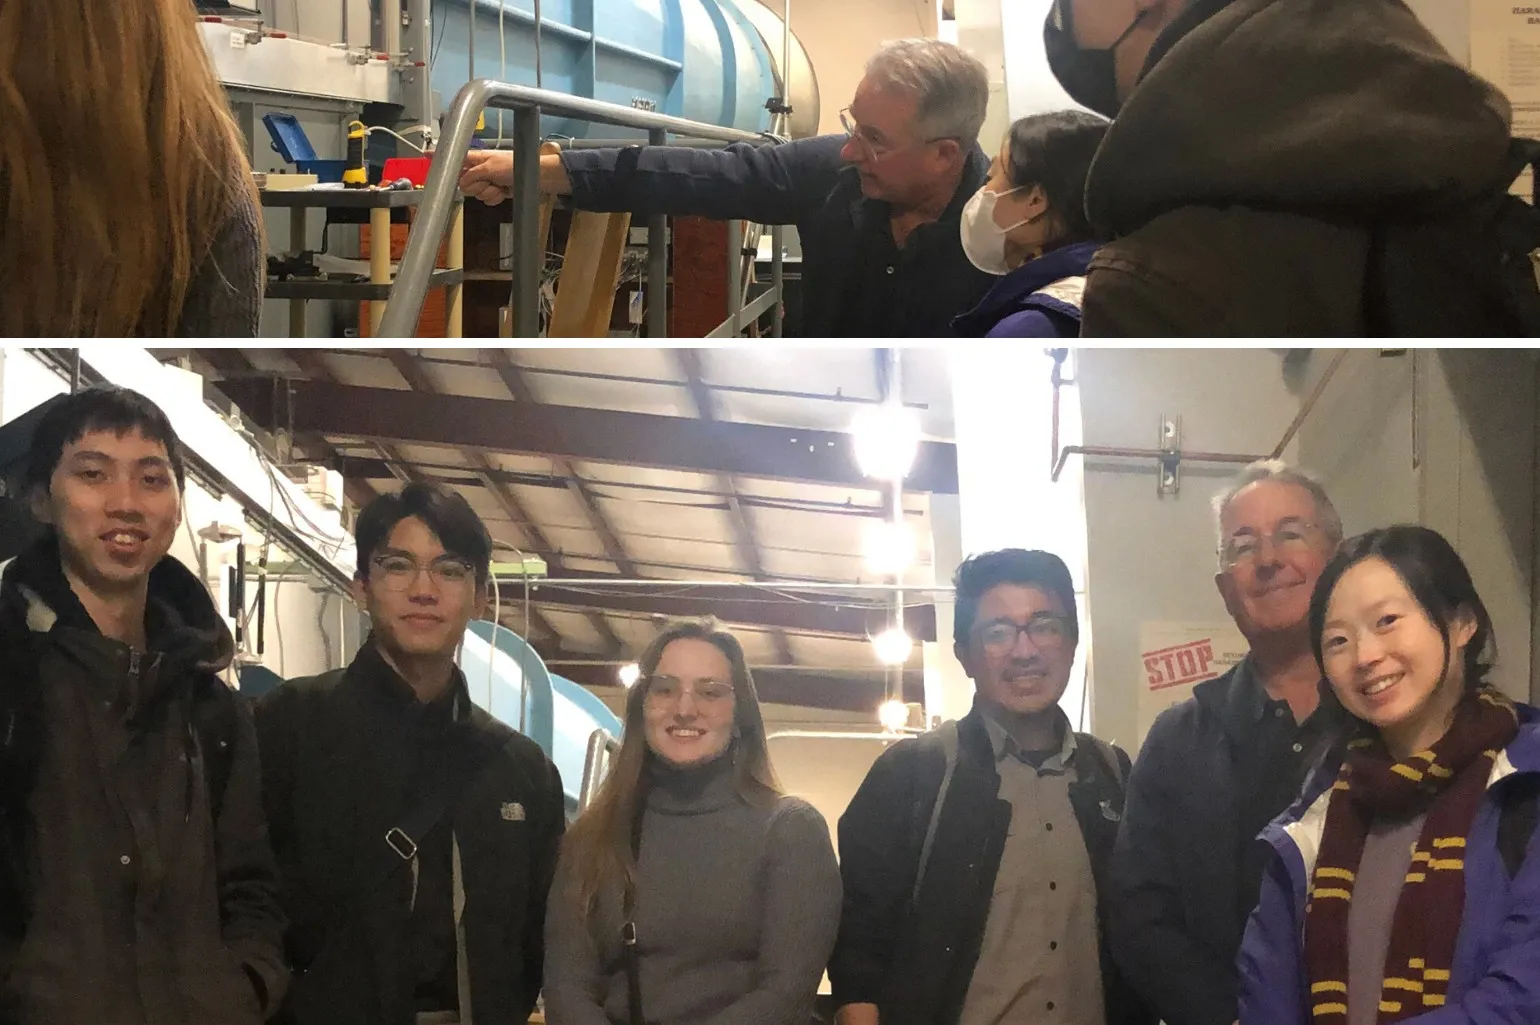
left=1304, top=687, right=1519, bottom=1025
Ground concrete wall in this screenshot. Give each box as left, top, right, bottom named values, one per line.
left=758, top=0, right=939, bottom=135
left=1077, top=349, right=1301, bottom=752
left=1295, top=349, right=1538, bottom=703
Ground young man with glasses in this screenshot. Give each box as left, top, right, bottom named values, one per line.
left=830, top=549, right=1150, bottom=1025
left=1107, top=460, right=1350, bottom=1025
left=457, top=38, right=996, bottom=338
left=254, top=483, right=565, bottom=1025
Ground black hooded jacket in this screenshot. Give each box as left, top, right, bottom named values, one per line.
left=0, top=537, right=288, bottom=1025
left=1078, top=0, right=1513, bottom=335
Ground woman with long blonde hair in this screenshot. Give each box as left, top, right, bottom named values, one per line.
left=0, top=0, right=264, bottom=336
left=544, top=620, right=841, bottom=1025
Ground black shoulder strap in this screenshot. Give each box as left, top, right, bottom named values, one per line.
left=1498, top=773, right=1540, bottom=879
left=910, top=721, right=960, bottom=908
left=1076, top=732, right=1126, bottom=791
left=622, top=789, right=648, bottom=1025
left=366, top=730, right=493, bottom=896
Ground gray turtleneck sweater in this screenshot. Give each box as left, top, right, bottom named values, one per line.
left=543, top=754, right=841, bottom=1025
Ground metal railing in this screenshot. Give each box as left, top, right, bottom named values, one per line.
left=578, top=727, right=622, bottom=811
left=380, top=79, right=788, bottom=338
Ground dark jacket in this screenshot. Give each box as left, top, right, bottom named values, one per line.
left=951, top=240, right=1099, bottom=338
left=829, top=704, right=1151, bottom=1025
left=1238, top=706, right=1540, bottom=1025
left=1107, top=662, right=1347, bottom=1025
left=560, top=134, right=995, bottom=337
left=0, top=537, right=288, bottom=1025
left=1077, top=0, right=1513, bottom=336
left=254, top=643, right=565, bottom=1025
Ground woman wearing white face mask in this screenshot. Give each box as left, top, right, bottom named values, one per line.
left=952, top=110, right=1109, bottom=338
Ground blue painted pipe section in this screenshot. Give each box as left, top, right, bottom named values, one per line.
left=431, top=0, right=779, bottom=139
left=460, top=621, right=624, bottom=818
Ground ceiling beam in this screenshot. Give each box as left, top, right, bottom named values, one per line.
left=676, top=349, right=794, bottom=666
left=540, top=656, right=925, bottom=712
left=283, top=349, right=417, bottom=487
left=515, top=572, right=937, bottom=642
left=380, top=350, right=616, bottom=655
left=484, top=350, right=641, bottom=581
left=197, top=348, right=380, bottom=510
left=330, top=455, right=908, bottom=521
left=215, top=378, right=959, bottom=493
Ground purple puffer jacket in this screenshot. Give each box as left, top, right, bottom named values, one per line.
left=1238, top=704, right=1540, bottom=1025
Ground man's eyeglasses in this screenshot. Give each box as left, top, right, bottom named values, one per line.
left=839, top=107, right=956, bottom=162
left=1221, top=521, right=1322, bottom=569
left=976, top=617, right=1070, bottom=653
left=370, top=554, right=477, bottom=592
left=644, top=675, right=736, bottom=709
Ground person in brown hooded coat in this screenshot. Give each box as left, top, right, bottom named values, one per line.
left=1043, top=0, right=1516, bottom=336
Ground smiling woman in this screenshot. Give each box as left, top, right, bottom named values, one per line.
left=545, top=620, right=842, bottom=1025
left=1238, top=524, right=1540, bottom=1025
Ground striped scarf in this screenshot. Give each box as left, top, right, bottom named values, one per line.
left=1304, top=687, right=1518, bottom=1025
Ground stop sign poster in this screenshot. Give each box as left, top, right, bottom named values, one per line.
left=1136, top=621, right=1249, bottom=745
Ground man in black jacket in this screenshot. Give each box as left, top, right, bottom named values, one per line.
left=458, top=38, right=996, bottom=337
left=1108, top=460, right=1350, bottom=1025
left=255, top=483, right=564, bottom=1025
left=1040, top=0, right=1513, bottom=335
left=0, top=385, right=288, bottom=1025
left=830, top=549, right=1149, bottom=1025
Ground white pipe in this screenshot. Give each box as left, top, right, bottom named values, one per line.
left=510, top=578, right=955, bottom=592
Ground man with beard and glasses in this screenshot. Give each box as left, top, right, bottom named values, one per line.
left=830, top=549, right=1150, bottom=1025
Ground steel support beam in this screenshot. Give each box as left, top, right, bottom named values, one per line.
left=513, top=573, right=937, bottom=642
left=215, top=378, right=960, bottom=493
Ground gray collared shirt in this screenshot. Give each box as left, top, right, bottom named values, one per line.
left=957, top=707, right=1106, bottom=1025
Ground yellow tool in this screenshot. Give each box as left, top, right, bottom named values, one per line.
left=343, top=120, right=368, bottom=188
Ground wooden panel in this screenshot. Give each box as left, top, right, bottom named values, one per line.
left=547, top=210, right=632, bottom=338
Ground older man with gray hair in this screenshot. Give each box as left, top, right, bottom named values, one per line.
left=1108, top=460, right=1352, bottom=1025
left=458, top=38, right=994, bottom=337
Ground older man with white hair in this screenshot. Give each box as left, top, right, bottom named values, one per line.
left=1108, top=460, right=1353, bottom=1025
left=459, top=38, right=994, bottom=337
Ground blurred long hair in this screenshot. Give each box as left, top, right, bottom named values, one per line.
left=0, top=0, right=259, bottom=334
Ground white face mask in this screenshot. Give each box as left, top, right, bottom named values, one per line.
left=959, top=185, right=1030, bottom=276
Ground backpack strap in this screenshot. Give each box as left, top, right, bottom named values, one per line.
left=1498, top=772, right=1540, bottom=879
left=911, top=720, right=960, bottom=907
left=1076, top=732, right=1127, bottom=791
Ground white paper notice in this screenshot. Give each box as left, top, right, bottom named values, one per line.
left=1135, top=621, right=1249, bottom=747
left=1472, top=0, right=1540, bottom=199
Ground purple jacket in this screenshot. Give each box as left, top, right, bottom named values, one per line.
left=1237, top=705, right=1540, bottom=1025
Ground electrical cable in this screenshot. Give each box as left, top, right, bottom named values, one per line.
left=366, top=126, right=427, bottom=152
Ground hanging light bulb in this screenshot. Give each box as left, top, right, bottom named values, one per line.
left=862, top=519, right=916, bottom=576
left=872, top=625, right=914, bottom=666
left=851, top=403, right=922, bottom=481
left=618, top=662, right=641, bottom=688
left=878, top=699, right=910, bottom=733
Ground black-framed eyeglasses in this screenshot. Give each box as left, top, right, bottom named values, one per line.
left=370, top=554, right=477, bottom=591
left=976, top=616, right=1070, bottom=652
left=1221, top=520, right=1322, bottom=569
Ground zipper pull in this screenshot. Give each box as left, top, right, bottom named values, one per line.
left=127, top=649, right=142, bottom=681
